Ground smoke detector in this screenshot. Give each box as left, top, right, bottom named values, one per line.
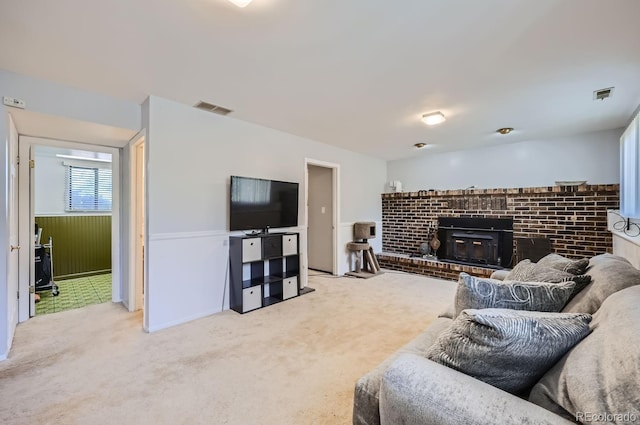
left=593, top=87, right=614, bottom=101
left=194, top=101, right=233, bottom=115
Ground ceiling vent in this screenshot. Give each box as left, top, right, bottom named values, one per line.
left=593, top=87, right=614, bottom=101
left=194, top=101, right=233, bottom=115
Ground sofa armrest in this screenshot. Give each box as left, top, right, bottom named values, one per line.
left=379, top=354, right=573, bottom=425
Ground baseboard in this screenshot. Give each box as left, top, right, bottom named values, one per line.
left=55, top=269, right=112, bottom=281
left=146, top=308, right=222, bottom=333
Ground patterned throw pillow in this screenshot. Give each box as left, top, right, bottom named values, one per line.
left=454, top=272, right=575, bottom=317
left=537, top=253, right=589, bottom=275
left=425, top=309, right=592, bottom=394
left=505, top=260, right=591, bottom=298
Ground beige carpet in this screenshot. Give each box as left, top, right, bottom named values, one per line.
left=0, top=271, right=456, bottom=425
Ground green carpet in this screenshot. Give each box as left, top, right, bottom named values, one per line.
left=36, top=273, right=112, bottom=315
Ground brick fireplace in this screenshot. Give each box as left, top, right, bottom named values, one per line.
left=379, top=184, right=619, bottom=280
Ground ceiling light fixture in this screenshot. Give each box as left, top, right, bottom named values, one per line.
left=496, top=127, right=514, bottom=135
left=421, top=111, right=446, bottom=126
left=228, top=0, right=253, bottom=7
left=414, top=143, right=437, bottom=150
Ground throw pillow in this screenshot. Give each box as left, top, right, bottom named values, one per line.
left=537, top=253, right=589, bottom=275
left=530, top=286, right=640, bottom=421
left=454, top=272, right=575, bottom=317
left=504, top=260, right=591, bottom=298
left=425, top=309, right=592, bottom=394
left=562, top=253, right=640, bottom=314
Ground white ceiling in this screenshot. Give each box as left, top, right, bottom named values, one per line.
left=1, top=0, right=639, bottom=160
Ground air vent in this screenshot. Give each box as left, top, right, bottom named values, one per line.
left=194, top=101, right=233, bottom=115
left=593, top=87, right=614, bottom=101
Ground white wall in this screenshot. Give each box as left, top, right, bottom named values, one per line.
left=144, top=96, right=386, bottom=331
left=33, top=149, right=113, bottom=216
left=608, top=211, right=640, bottom=269
left=387, top=128, right=623, bottom=192
left=0, top=69, right=140, bottom=359
left=34, top=153, right=66, bottom=215
left=612, top=233, right=640, bottom=269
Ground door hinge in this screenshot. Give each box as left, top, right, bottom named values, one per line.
left=16, top=155, right=19, bottom=165
left=17, top=291, right=19, bottom=300
left=29, top=159, right=35, bottom=169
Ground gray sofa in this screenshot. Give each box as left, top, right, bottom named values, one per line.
left=353, top=253, right=640, bottom=425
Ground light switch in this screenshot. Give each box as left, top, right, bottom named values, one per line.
left=321, top=206, right=326, bottom=214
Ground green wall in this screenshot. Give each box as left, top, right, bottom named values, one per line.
left=35, top=215, right=111, bottom=279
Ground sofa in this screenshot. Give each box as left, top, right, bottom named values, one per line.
left=353, top=253, right=640, bottom=425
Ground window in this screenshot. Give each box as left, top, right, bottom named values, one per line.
left=621, top=110, right=640, bottom=218
left=65, top=165, right=112, bottom=211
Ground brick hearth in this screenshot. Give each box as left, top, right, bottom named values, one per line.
left=379, top=184, right=619, bottom=279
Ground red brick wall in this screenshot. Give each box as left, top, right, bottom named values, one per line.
left=382, top=184, right=619, bottom=260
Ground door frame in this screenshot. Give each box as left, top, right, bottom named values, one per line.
left=17, top=136, right=122, bottom=322
left=304, top=158, right=340, bottom=276
left=127, top=130, right=146, bottom=318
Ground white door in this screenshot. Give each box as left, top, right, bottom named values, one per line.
left=307, top=164, right=334, bottom=273
left=7, top=114, right=20, bottom=335
left=28, top=145, right=36, bottom=316
left=135, top=142, right=145, bottom=310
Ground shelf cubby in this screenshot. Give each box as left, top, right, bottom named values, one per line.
left=229, top=232, right=301, bottom=313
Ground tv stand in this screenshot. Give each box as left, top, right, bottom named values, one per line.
left=229, top=232, right=304, bottom=313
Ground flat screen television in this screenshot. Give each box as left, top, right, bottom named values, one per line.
left=230, top=175, right=299, bottom=232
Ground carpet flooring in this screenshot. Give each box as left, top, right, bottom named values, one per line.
left=0, top=271, right=456, bottom=425
left=36, top=274, right=112, bottom=315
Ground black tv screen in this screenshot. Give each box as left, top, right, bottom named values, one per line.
left=230, top=176, right=299, bottom=231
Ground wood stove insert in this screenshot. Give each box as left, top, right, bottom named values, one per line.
left=436, top=217, right=513, bottom=268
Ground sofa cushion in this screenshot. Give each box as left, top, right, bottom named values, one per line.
left=588, top=252, right=631, bottom=266
left=454, top=272, right=575, bottom=317
left=425, top=309, right=592, bottom=394
left=529, top=285, right=640, bottom=421
left=380, top=354, right=577, bottom=425
left=505, top=260, right=591, bottom=291
left=437, top=303, right=455, bottom=319
left=562, top=253, right=640, bottom=314
left=537, top=253, right=589, bottom=275
left=353, top=317, right=452, bottom=425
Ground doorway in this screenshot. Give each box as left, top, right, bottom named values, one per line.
left=18, top=136, right=122, bottom=322
left=128, top=132, right=146, bottom=320
left=305, top=159, right=339, bottom=275
left=33, top=144, right=114, bottom=315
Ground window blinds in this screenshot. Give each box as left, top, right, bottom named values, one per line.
left=621, top=112, right=640, bottom=218
left=65, top=165, right=112, bottom=211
